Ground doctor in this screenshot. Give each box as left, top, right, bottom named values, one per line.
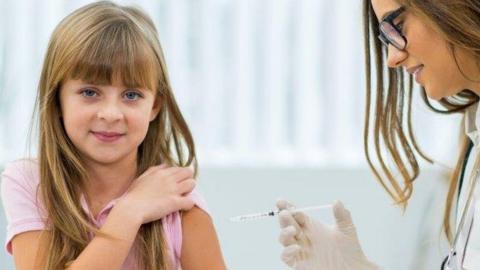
left=277, top=0, right=480, bottom=269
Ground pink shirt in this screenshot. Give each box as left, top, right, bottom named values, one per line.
left=1, top=159, right=209, bottom=269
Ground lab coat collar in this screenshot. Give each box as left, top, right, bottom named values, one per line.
left=465, top=102, right=480, bottom=146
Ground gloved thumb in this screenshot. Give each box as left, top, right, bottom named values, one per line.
left=333, top=200, right=355, bottom=232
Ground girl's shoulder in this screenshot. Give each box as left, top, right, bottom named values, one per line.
left=163, top=188, right=209, bottom=265
left=1, top=158, right=47, bottom=255
left=3, top=158, right=39, bottom=170
left=1, top=158, right=40, bottom=195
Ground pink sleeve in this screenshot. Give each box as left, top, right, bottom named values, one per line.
left=1, top=159, right=47, bottom=254
left=162, top=188, right=210, bottom=266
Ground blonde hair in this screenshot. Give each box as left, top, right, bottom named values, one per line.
left=36, top=1, right=196, bottom=269
left=362, top=0, right=480, bottom=242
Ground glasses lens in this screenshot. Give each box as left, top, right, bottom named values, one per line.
left=379, top=22, right=405, bottom=49
left=378, top=34, right=389, bottom=47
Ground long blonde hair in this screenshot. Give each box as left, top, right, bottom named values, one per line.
left=362, top=0, right=480, bottom=242
left=36, top=1, right=196, bottom=269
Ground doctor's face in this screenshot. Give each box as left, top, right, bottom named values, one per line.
left=371, top=0, right=480, bottom=100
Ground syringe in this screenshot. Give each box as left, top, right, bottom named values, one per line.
left=229, top=204, right=333, bottom=222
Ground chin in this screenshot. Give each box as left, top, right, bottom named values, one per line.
left=424, top=91, right=442, bottom=101
left=426, top=93, right=443, bottom=101
left=424, top=85, right=448, bottom=101
left=84, top=152, right=128, bottom=166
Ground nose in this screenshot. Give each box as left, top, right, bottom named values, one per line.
left=97, top=100, right=124, bottom=122
left=386, top=44, right=407, bottom=68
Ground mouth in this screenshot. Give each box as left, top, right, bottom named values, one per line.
left=91, top=131, right=125, bottom=142
left=406, top=65, right=424, bottom=83
left=406, top=65, right=423, bottom=75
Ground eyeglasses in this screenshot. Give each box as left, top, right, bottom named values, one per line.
left=378, top=6, right=407, bottom=51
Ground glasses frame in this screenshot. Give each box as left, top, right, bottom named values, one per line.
left=378, top=6, right=407, bottom=51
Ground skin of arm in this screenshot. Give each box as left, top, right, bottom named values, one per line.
left=180, top=206, right=227, bottom=270
left=11, top=198, right=143, bottom=270
left=12, top=202, right=225, bottom=270
left=12, top=231, right=50, bottom=269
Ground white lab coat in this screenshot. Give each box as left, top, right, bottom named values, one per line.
left=454, top=102, right=480, bottom=269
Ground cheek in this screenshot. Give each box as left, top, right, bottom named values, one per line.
left=127, top=107, right=154, bottom=138
left=409, top=24, right=465, bottom=96
left=407, top=16, right=448, bottom=63
left=422, top=62, right=468, bottom=101
left=424, top=49, right=467, bottom=96
left=61, top=103, right=92, bottom=139
left=131, top=119, right=150, bottom=138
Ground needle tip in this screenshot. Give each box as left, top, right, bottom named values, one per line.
left=229, top=216, right=242, bottom=222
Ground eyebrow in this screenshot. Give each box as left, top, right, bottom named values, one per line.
left=381, top=6, right=405, bottom=21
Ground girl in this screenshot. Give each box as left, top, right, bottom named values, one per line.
left=276, top=0, right=480, bottom=269
left=1, top=1, right=226, bottom=270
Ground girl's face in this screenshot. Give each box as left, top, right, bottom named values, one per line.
left=59, top=78, right=160, bottom=166
left=371, top=0, right=480, bottom=100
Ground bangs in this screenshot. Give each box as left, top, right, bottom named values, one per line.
left=67, top=20, right=160, bottom=91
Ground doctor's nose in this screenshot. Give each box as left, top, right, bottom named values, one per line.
left=386, top=44, right=407, bottom=68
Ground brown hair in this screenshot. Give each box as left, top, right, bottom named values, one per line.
left=362, top=0, right=480, bottom=242
left=36, top=1, right=196, bottom=269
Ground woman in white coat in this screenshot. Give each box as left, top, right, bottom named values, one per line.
left=277, top=0, right=480, bottom=269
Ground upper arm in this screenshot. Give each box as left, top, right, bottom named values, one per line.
left=1, top=160, right=49, bottom=269
left=180, top=206, right=227, bottom=270
left=11, top=230, right=50, bottom=270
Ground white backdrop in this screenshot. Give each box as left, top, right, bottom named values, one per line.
left=0, top=0, right=461, bottom=168
left=0, top=0, right=466, bottom=269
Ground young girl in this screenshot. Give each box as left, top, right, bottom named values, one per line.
left=1, top=1, right=226, bottom=269
left=276, top=0, right=480, bottom=269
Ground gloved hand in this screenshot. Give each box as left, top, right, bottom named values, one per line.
left=277, top=200, right=380, bottom=270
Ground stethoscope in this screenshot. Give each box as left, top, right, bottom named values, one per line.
left=441, top=141, right=476, bottom=270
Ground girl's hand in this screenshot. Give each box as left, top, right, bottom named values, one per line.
left=120, top=164, right=196, bottom=224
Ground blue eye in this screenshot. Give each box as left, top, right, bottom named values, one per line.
left=124, top=91, right=142, bottom=101
left=81, top=89, right=98, bottom=97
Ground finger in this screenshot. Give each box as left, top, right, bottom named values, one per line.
left=169, top=167, right=194, bottom=182
left=291, top=211, right=308, bottom=227
left=159, top=166, right=183, bottom=177
left=278, top=210, right=301, bottom=230
left=281, top=244, right=301, bottom=267
left=333, top=200, right=358, bottom=236
left=177, top=197, right=195, bottom=211
left=276, top=199, right=295, bottom=211
left=158, top=163, right=169, bottom=169
left=177, top=179, right=196, bottom=195
left=278, top=225, right=298, bottom=246
left=148, top=163, right=170, bottom=174
left=333, top=200, right=352, bottom=225
left=140, top=166, right=159, bottom=176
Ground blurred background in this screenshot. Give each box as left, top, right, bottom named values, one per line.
left=0, top=0, right=465, bottom=269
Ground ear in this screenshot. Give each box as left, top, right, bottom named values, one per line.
left=150, top=94, right=161, bottom=121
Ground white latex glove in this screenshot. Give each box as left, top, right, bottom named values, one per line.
left=277, top=200, right=380, bottom=270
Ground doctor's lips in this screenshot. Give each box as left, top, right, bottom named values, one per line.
left=91, top=131, right=125, bottom=142
left=406, top=65, right=423, bottom=74
left=406, top=64, right=424, bottom=83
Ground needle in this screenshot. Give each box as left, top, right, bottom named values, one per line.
left=230, top=204, right=333, bottom=222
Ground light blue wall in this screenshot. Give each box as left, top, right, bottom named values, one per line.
left=198, top=167, right=448, bottom=269
left=0, top=167, right=448, bottom=269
